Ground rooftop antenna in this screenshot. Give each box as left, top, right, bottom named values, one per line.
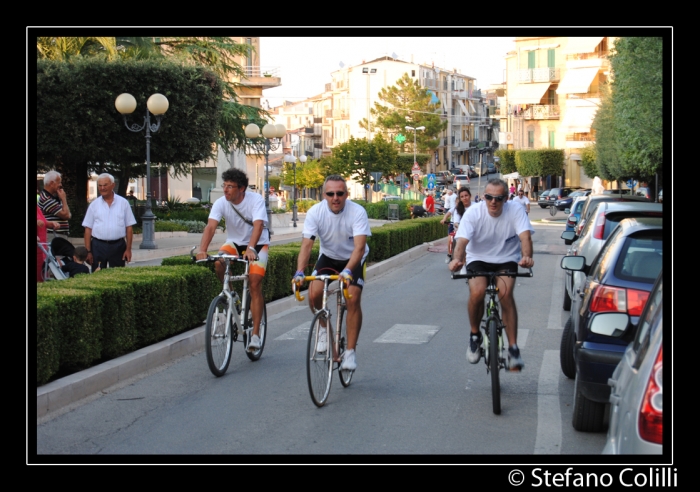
left=392, top=52, right=398, bottom=60
left=339, top=61, right=345, bottom=68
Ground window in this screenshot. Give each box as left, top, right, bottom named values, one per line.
left=411, top=70, right=415, bottom=77
left=528, top=130, right=535, bottom=148
left=547, top=89, right=556, bottom=106
left=245, top=38, right=252, bottom=73
left=528, top=51, right=535, bottom=69
left=548, top=49, right=555, bottom=68
left=549, top=131, right=555, bottom=148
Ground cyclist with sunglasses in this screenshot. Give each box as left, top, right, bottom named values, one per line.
left=293, top=175, right=372, bottom=371
left=448, top=178, right=534, bottom=371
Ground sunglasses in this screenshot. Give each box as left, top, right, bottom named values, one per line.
left=325, top=191, right=346, bottom=197
left=483, top=194, right=506, bottom=202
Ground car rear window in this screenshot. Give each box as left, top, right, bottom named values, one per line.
left=603, top=211, right=664, bottom=238
left=616, top=236, right=663, bottom=282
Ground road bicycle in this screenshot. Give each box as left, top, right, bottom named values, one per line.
left=191, top=247, right=267, bottom=376
left=293, top=273, right=353, bottom=407
left=453, top=268, right=533, bottom=414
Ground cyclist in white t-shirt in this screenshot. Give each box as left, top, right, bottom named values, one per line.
left=448, top=178, right=534, bottom=371
left=196, top=168, right=270, bottom=352
left=293, top=175, right=372, bottom=371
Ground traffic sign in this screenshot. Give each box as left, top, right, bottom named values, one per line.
left=412, top=162, right=420, bottom=172
left=372, top=183, right=382, bottom=192
left=626, top=179, right=637, bottom=189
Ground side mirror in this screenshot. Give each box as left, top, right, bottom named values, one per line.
left=561, top=255, right=585, bottom=271
left=588, top=312, right=630, bottom=337
left=561, top=231, right=576, bottom=242
left=564, top=208, right=571, bottom=215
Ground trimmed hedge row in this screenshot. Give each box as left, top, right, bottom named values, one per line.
left=36, top=217, right=446, bottom=386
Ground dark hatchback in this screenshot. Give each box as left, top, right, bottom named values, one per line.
left=560, top=217, right=663, bottom=432
left=555, top=189, right=591, bottom=211
left=540, top=187, right=580, bottom=208
left=537, top=189, right=552, bottom=208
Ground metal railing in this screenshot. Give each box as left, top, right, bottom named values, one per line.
left=522, top=104, right=560, bottom=120
left=243, top=66, right=281, bottom=78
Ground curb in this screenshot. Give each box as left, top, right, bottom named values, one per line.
left=36, top=239, right=441, bottom=419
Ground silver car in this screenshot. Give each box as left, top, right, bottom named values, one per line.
left=453, top=174, right=471, bottom=190
left=603, top=272, right=663, bottom=454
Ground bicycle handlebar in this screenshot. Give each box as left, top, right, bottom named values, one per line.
left=452, top=268, right=533, bottom=280
left=190, top=246, right=259, bottom=263
left=292, top=274, right=352, bottom=301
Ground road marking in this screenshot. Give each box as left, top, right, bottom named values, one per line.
left=535, top=350, right=563, bottom=454
left=275, top=322, right=310, bottom=340
left=374, top=324, right=440, bottom=344
left=548, top=261, right=564, bottom=329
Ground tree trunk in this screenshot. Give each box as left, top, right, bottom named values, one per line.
left=55, top=160, right=89, bottom=238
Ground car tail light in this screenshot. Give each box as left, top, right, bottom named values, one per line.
left=576, top=220, right=586, bottom=235
left=593, top=212, right=606, bottom=239
left=589, top=285, right=650, bottom=315
left=639, top=345, right=662, bottom=444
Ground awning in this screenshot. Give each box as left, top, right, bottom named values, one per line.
left=562, top=37, right=604, bottom=54
left=560, top=106, right=599, bottom=133
left=458, top=99, right=468, bottom=116
left=502, top=172, right=520, bottom=179
left=509, top=83, right=551, bottom=104
left=556, top=67, right=600, bottom=94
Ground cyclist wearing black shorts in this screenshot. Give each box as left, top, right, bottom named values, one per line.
left=448, top=178, right=534, bottom=371
left=293, top=175, right=371, bottom=371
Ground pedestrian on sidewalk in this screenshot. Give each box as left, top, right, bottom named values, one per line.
left=39, top=170, right=72, bottom=236
left=82, top=173, right=137, bottom=269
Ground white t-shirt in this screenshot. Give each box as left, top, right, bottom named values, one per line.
left=456, top=201, right=534, bottom=265
left=513, top=195, right=530, bottom=212
left=303, top=199, right=371, bottom=261
left=208, top=192, right=269, bottom=245
left=444, top=193, right=457, bottom=215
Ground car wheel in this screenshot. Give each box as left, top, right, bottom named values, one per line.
left=560, top=317, right=575, bottom=378
left=572, top=374, right=607, bottom=432
left=563, top=282, right=572, bottom=311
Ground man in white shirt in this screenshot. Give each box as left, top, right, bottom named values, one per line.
left=196, top=168, right=269, bottom=352
left=293, top=175, right=372, bottom=371
left=448, top=178, right=534, bottom=371
left=82, top=173, right=136, bottom=268
left=512, top=189, right=530, bottom=214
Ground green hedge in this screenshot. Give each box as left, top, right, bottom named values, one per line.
left=36, top=217, right=446, bottom=386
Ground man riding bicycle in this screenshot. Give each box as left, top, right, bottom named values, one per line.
left=196, top=168, right=269, bottom=353
left=293, top=175, right=371, bottom=371
left=448, top=178, right=534, bottom=371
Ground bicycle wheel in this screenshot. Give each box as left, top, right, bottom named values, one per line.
left=337, top=305, right=353, bottom=387
left=307, top=311, right=333, bottom=407
left=488, top=317, right=501, bottom=415
left=242, top=290, right=267, bottom=361
left=205, top=296, right=233, bottom=377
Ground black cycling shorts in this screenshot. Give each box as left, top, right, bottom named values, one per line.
left=467, top=260, right=519, bottom=275
left=313, top=254, right=367, bottom=290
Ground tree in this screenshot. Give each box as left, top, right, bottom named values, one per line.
left=580, top=145, right=598, bottom=178
left=591, top=84, right=624, bottom=182
left=369, top=73, right=446, bottom=164
left=326, top=136, right=399, bottom=201
left=608, top=37, right=663, bottom=181
left=495, top=149, right=517, bottom=175
left=37, top=58, right=224, bottom=235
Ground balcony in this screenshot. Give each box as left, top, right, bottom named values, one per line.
left=522, top=104, right=560, bottom=120
left=516, top=67, right=560, bottom=83
left=304, top=126, right=314, bottom=135
left=240, top=66, right=282, bottom=88
left=332, top=109, right=349, bottom=119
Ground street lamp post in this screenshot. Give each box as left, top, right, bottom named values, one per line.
left=115, top=92, right=169, bottom=249
left=284, top=152, right=307, bottom=227
left=244, top=122, right=287, bottom=236
left=406, top=125, right=425, bottom=193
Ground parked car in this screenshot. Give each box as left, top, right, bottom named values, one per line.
left=658, top=189, right=663, bottom=203
left=486, top=162, right=497, bottom=175
left=540, top=187, right=580, bottom=209
left=555, top=189, right=591, bottom=211
left=453, top=174, right=471, bottom=190
left=467, top=166, right=478, bottom=178
left=603, top=271, right=663, bottom=454
left=537, top=189, right=552, bottom=208
left=574, top=194, right=650, bottom=237
left=435, top=171, right=453, bottom=186
left=564, top=196, right=588, bottom=238
left=561, top=200, right=663, bottom=313
left=635, top=186, right=652, bottom=200
left=449, top=167, right=464, bottom=176
left=602, top=189, right=632, bottom=195
left=560, top=217, right=663, bottom=432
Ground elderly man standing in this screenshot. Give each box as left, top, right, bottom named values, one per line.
left=82, top=173, right=137, bottom=269
left=38, top=170, right=72, bottom=236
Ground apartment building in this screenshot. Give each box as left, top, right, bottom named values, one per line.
left=500, top=36, right=615, bottom=190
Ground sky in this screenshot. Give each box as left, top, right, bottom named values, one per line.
left=259, top=37, right=516, bottom=108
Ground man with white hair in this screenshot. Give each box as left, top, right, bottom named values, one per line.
left=82, top=173, right=137, bottom=268
left=38, top=170, right=72, bottom=235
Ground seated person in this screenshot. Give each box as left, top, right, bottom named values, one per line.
left=60, top=245, right=91, bottom=278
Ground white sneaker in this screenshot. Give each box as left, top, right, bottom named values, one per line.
left=316, top=329, right=328, bottom=353
left=247, top=334, right=261, bottom=352
left=341, top=349, right=357, bottom=371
